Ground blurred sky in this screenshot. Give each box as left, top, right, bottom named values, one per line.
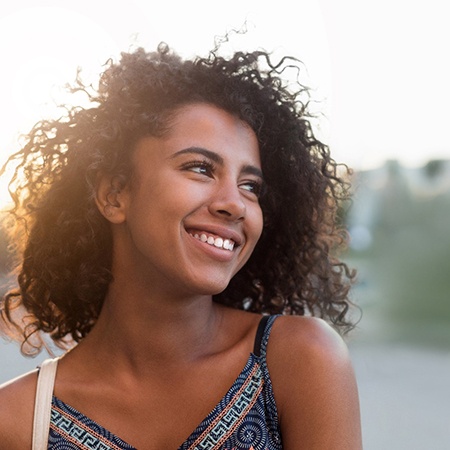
left=0, top=0, right=449, bottom=207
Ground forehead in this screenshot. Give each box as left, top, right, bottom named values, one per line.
left=134, top=103, right=261, bottom=167
left=168, top=103, right=258, bottom=148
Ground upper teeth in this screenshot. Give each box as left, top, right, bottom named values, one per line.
left=191, top=233, right=235, bottom=251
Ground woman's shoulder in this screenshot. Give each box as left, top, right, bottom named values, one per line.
left=267, top=314, right=356, bottom=377
left=266, top=315, right=353, bottom=383
left=0, top=369, right=38, bottom=449
left=267, top=315, right=362, bottom=449
left=268, top=315, right=350, bottom=360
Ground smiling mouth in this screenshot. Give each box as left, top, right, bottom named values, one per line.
left=189, top=232, right=236, bottom=251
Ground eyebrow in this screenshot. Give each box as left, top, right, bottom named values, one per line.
left=171, top=147, right=264, bottom=179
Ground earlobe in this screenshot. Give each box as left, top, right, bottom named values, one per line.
left=95, top=174, right=128, bottom=224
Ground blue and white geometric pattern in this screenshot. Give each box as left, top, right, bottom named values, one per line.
left=49, top=397, right=135, bottom=449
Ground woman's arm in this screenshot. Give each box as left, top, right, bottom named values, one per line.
left=268, top=316, right=362, bottom=449
left=0, top=370, right=37, bottom=450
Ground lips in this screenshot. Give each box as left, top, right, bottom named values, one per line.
left=186, top=224, right=243, bottom=253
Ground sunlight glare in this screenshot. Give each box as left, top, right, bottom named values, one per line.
left=0, top=5, right=123, bottom=208
left=0, top=0, right=332, bottom=209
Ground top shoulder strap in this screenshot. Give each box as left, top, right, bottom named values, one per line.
left=253, top=315, right=279, bottom=357
left=32, top=358, right=59, bottom=450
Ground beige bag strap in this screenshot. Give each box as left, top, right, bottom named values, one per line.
left=32, top=358, right=59, bottom=450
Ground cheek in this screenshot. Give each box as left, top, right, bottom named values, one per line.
left=249, top=206, right=264, bottom=246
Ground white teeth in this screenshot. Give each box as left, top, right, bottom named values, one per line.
left=223, top=239, right=234, bottom=251
left=190, top=232, right=235, bottom=251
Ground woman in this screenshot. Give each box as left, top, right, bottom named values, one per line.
left=0, top=42, right=362, bottom=449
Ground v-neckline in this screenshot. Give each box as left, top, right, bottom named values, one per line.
left=51, top=353, right=260, bottom=449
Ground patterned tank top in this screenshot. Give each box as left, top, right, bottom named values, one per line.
left=48, top=315, right=282, bottom=449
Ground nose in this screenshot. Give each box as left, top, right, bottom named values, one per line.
left=208, top=181, right=246, bottom=221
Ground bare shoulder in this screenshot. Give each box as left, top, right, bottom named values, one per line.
left=267, top=316, right=362, bottom=450
left=267, top=316, right=353, bottom=398
left=0, top=369, right=38, bottom=449
left=268, top=315, right=351, bottom=366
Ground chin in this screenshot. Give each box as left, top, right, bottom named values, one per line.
left=188, top=276, right=232, bottom=297
left=179, top=266, right=236, bottom=295
left=199, top=283, right=230, bottom=297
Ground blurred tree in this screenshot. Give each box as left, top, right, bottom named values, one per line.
left=348, top=160, right=450, bottom=346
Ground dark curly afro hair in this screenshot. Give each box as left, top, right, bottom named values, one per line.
left=1, top=41, right=356, bottom=355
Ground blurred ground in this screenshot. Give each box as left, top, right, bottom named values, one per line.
left=349, top=323, right=450, bottom=450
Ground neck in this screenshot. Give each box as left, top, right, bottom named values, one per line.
left=78, top=278, right=225, bottom=372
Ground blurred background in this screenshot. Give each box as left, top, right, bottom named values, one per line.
left=1, top=1, right=449, bottom=448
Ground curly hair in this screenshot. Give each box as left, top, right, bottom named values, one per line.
left=0, top=41, right=356, bottom=354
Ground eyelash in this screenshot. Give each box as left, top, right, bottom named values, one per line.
left=240, top=179, right=263, bottom=197
left=182, top=159, right=215, bottom=176
left=181, top=159, right=263, bottom=198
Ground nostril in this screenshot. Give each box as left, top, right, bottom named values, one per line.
left=209, top=195, right=246, bottom=221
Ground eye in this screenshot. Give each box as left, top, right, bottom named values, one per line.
left=240, top=179, right=264, bottom=198
left=181, top=160, right=215, bottom=177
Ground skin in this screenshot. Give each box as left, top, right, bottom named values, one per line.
left=0, top=103, right=362, bottom=449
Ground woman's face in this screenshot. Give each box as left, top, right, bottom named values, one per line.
left=112, top=103, right=264, bottom=298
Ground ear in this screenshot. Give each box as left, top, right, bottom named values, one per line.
left=95, top=174, right=128, bottom=224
